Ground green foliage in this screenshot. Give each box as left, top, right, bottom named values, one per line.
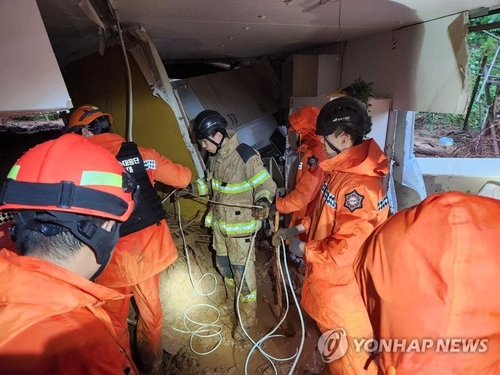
left=465, top=14, right=500, bottom=129
left=343, top=77, right=375, bottom=108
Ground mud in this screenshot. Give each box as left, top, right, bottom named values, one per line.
left=159, top=217, right=326, bottom=375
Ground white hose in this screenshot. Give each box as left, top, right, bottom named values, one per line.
left=171, top=199, right=223, bottom=355
left=171, top=194, right=306, bottom=372
left=242, top=236, right=306, bottom=375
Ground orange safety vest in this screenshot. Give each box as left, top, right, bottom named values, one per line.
left=0, top=249, right=137, bottom=374
left=355, top=192, right=500, bottom=375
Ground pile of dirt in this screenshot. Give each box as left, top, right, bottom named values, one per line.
left=158, top=214, right=325, bottom=375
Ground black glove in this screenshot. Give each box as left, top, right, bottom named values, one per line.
left=173, top=188, right=191, bottom=200
left=252, top=200, right=270, bottom=220
left=288, top=237, right=305, bottom=258
left=272, top=226, right=300, bottom=247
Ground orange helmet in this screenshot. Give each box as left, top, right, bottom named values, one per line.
left=0, top=133, right=134, bottom=222
left=67, top=104, right=113, bottom=134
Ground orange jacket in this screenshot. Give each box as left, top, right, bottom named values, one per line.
left=276, top=106, right=326, bottom=225
left=0, top=249, right=137, bottom=374
left=302, top=139, right=389, bottom=330
left=89, top=133, right=192, bottom=286
left=355, top=192, right=500, bottom=375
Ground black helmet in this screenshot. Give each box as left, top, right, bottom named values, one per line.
left=193, top=110, right=227, bottom=140
left=316, top=97, right=372, bottom=137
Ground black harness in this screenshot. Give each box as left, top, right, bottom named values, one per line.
left=115, top=142, right=165, bottom=237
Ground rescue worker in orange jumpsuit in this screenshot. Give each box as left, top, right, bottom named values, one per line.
left=276, top=106, right=326, bottom=239
left=68, top=104, right=192, bottom=372
left=176, top=110, right=277, bottom=341
left=0, top=134, right=138, bottom=374
left=355, top=191, right=500, bottom=375
left=273, top=97, right=389, bottom=375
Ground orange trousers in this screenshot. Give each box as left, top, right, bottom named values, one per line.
left=103, top=273, right=163, bottom=370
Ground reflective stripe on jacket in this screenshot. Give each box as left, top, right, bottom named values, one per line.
left=196, top=131, right=276, bottom=237
left=0, top=249, right=137, bottom=374
left=355, top=192, right=500, bottom=375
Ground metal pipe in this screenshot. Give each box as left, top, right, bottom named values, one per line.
left=476, top=41, right=500, bottom=103
left=483, top=30, right=500, bottom=42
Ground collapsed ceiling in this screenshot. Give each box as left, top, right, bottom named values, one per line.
left=36, top=0, right=500, bottom=66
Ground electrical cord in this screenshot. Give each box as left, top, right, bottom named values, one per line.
left=171, top=199, right=223, bottom=355
left=241, top=235, right=306, bottom=375
left=171, top=195, right=306, bottom=373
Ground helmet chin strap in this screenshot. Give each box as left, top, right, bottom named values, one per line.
left=206, top=133, right=226, bottom=154
left=325, top=136, right=342, bottom=155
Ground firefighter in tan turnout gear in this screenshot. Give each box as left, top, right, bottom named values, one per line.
left=178, top=110, right=277, bottom=341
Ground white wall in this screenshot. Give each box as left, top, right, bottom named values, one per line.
left=342, top=13, right=469, bottom=114
left=0, top=0, right=71, bottom=115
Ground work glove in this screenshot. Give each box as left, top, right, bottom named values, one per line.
left=288, top=237, right=305, bottom=258
left=268, top=203, right=277, bottom=219
left=173, top=187, right=192, bottom=200
left=272, top=226, right=300, bottom=247
left=252, top=199, right=270, bottom=220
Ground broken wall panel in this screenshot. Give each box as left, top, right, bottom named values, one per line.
left=0, top=0, right=71, bottom=115
left=392, top=13, right=470, bottom=113
left=341, top=13, right=470, bottom=114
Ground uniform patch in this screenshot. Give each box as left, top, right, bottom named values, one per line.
left=344, top=190, right=364, bottom=212
left=143, top=159, right=156, bottom=170
left=307, top=155, right=319, bottom=167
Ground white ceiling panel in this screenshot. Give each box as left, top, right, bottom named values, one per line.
left=36, top=0, right=500, bottom=63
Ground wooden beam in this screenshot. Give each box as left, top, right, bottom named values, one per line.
left=469, top=22, right=500, bottom=33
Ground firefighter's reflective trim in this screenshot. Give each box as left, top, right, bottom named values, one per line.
left=8, top=165, right=123, bottom=190
left=207, top=218, right=262, bottom=236
left=239, top=290, right=257, bottom=303
left=248, top=169, right=272, bottom=188
left=80, top=171, right=123, bottom=188
left=7, top=165, right=20, bottom=179
left=205, top=214, right=213, bottom=227
left=194, top=178, right=209, bottom=196
left=254, top=189, right=272, bottom=203
left=210, top=170, right=271, bottom=195
left=211, top=179, right=253, bottom=194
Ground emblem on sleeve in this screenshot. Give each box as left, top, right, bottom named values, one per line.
left=344, top=190, right=364, bottom=212
left=307, top=155, right=319, bottom=167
